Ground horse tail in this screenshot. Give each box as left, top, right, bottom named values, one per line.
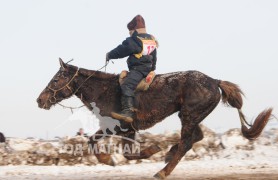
left=218, top=80, right=273, bottom=140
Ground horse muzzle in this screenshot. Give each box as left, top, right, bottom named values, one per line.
left=36, top=90, right=53, bottom=110
left=36, top=97, right=51, bottom=110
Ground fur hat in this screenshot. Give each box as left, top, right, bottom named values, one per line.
left=127, top=15, right=145, bottom=31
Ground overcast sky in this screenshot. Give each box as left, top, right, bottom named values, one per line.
left=0, top=0, right=277, bottom=139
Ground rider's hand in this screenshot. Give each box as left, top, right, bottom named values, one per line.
left=106, top=53, right=110, bottom=62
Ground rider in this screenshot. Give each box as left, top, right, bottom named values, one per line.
left=106, top=15, right=158, bottom=123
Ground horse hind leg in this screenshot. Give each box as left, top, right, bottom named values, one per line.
left=154, top=93, right=220, bottom=179
left=121, top=131, right=162, bottom=160
left=165, top=125, right=204, bottom=163
left=154, top=125, right=198, bottom=178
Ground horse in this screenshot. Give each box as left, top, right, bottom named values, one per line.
left=37, top=58, right=273, bottom=179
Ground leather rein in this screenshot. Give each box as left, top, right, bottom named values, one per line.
left=46, top=64, right=108, bottom=105
left=47, top=68, right=80, bottom=104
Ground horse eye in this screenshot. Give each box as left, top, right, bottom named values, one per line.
left=53, top=79, right=58, bottom=86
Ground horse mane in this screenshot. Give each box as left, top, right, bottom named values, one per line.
left=65, top=63, right=118, bottom=80
left=78, top=68, right=118, bottom=80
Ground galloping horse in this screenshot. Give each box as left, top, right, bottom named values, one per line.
left=37, top=58, right=272, bottom=179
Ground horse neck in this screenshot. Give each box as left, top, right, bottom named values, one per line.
left=73, top=70, right=119, bottom=113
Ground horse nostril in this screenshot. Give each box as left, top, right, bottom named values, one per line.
left=37, top=98, right=41, bottom=104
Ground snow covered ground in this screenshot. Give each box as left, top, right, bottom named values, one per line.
left=1, top=127, right=278, bottom=179
left=0, top=158, right=278, bottom=180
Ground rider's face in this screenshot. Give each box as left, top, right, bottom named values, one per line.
left=129, top=30, right=134, bottom=36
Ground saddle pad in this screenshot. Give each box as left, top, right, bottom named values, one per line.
left=119, top=70, right=156, bottom=91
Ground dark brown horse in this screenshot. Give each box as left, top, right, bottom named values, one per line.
left=37, top=58, right=273, bottom=179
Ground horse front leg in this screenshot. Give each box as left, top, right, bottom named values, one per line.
left=121, top=131, right=162, bottom=160
left=89, top=129, right=116, bottom=166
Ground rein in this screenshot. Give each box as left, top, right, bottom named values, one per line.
left=47, top=68, right=79, bottom=103
left=72, top=62, right=110, bottom=95
left=47, top=63, right=108, bottom=107
left=46, top=58, right=78, bottom=104
left=46, top=62, right=139, bottom=133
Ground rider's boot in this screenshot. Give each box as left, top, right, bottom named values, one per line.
left=111, top=96, right=134, bottom=123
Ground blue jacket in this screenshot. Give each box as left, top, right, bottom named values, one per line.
left=108, top=31, right=157, bottom=72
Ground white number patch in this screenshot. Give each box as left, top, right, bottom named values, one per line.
left=141, top=39, right=157, bottom=55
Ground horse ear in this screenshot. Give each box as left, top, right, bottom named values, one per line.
left=59, top=58, right=66, bottom=69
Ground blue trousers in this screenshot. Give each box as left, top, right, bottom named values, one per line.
left=121, top=70, right=149, bottom=97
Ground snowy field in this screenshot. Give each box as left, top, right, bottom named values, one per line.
left=1, top=158, right=278, bottom=180
left=1, top=127, right=278, bottom=179
left=1, top=143, right=278, bottom=180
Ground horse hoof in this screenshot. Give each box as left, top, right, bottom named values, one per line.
left=154, top=171, right=166, bottom=179
left=165, top=152, right=173, bottom=163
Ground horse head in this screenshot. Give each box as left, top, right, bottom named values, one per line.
left=37, top=58, right=79, bottom=110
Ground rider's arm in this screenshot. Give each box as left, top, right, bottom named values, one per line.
left=107, top=37, right=141, bottom=59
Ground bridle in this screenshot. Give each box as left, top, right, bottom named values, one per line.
left=47, top=68, right=80, bottom=104
left=44, top=61, right=139, bottom=132
left=46, top=63, right=109, bottom=105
